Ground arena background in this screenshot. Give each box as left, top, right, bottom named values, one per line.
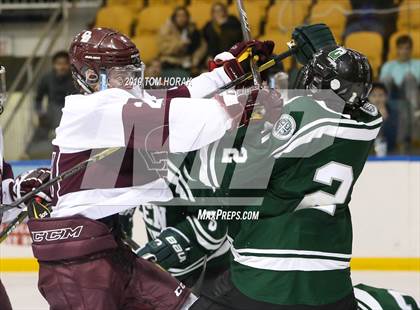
left=0, top=0, right=419, bottom=308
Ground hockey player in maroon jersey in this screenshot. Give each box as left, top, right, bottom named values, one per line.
left=24, top=28, right=274, bottom=310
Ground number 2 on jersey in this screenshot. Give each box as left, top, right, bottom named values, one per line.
left=295, top=161, right=354, bottom=216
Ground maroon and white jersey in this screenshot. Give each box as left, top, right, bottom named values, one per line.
left=0, top=128, right=17, bottom=224
left=51, top=67, right=236, bottom=220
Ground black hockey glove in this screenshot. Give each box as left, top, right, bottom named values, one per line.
left=136, top=228, right=191, bottom=270
left=292, top=24, right=336, bottom=65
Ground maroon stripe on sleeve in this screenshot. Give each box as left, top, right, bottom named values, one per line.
left=163, top=85, right=190, bottom=143
left=122, top=86, right=190, bottom=152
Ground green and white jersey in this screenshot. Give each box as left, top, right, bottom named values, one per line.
left=183, top=94, right=382, bottom=305
left=354, top=284, right=419, bottom=310
left=140, top=152, right=230, bottom=281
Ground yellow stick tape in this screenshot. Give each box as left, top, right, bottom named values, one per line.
left=0, top=257, right=419, bottom=272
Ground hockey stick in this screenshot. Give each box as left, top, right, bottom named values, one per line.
left=122, top=232, right=142, bottom=253
left=191, top=256, right=208, bottom=296
left=0, top=210, right=28, bottom=243
left=236, top=0, right=262, bottom=87
left=0, top=147, right=120, bottom=242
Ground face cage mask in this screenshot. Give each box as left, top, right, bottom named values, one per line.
left=74, top=62, right=146, bottom=96
left=101, top=63, right=145, bottom=96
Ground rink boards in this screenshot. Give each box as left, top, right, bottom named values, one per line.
left=1, top=157, right=419, bottom=272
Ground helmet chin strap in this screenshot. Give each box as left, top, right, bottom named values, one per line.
left=72, top=70, right=94, bottom=94
left=77, top=79, right=93, bottom=94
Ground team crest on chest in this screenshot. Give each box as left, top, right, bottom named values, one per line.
left=360, top=102, right=378, bottom=116
left=272, top=114, right=296, bottom=140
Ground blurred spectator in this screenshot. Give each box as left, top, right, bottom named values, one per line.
left=145, top=59, right=162, bottom=78
left=27, top=51, right=77, bottom=158
left=346, top=0, right=397, bottom=37
left=202, top=2, right=242, bottom=58
left=380, top=35, right=420, bottom=150
left=159, top=6, right=207, bottom=77
left=369, top=82, right=398, bottom=155
left=35, top=51, right=77, bottom=136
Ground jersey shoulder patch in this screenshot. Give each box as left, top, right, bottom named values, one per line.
left=360, top=102, right=378, bottom=117
left=272, top=114, right=296, bottom=140
left=357, top=102, right=383, bottom=126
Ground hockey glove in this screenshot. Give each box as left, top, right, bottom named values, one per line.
left=292, top=24, right=336, bottom=65
left=229, top=40, right=275, bottom=67
left=209, top=40, right=275, bottom=87
left=13, top=168, right=52, bottom=218
left=136, top=227, right=191, bottom=270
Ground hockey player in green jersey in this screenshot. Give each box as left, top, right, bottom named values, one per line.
left=134, top=24, right=337, bottom=296
left=136, top=37, right=420, bottom=307
left=189, top=51, right=377, bottom=310
left=186, top=46, right=418, bottom=309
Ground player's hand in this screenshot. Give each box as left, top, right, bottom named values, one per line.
left=13, top=168, right=52, bottom=210
left=229, top=40, right=275, bottom=66
left=136, top=228, right=191, bottom=270
left=208, top=40, right=275, bottom=87
left=208, top=51, right=245, bottom=83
